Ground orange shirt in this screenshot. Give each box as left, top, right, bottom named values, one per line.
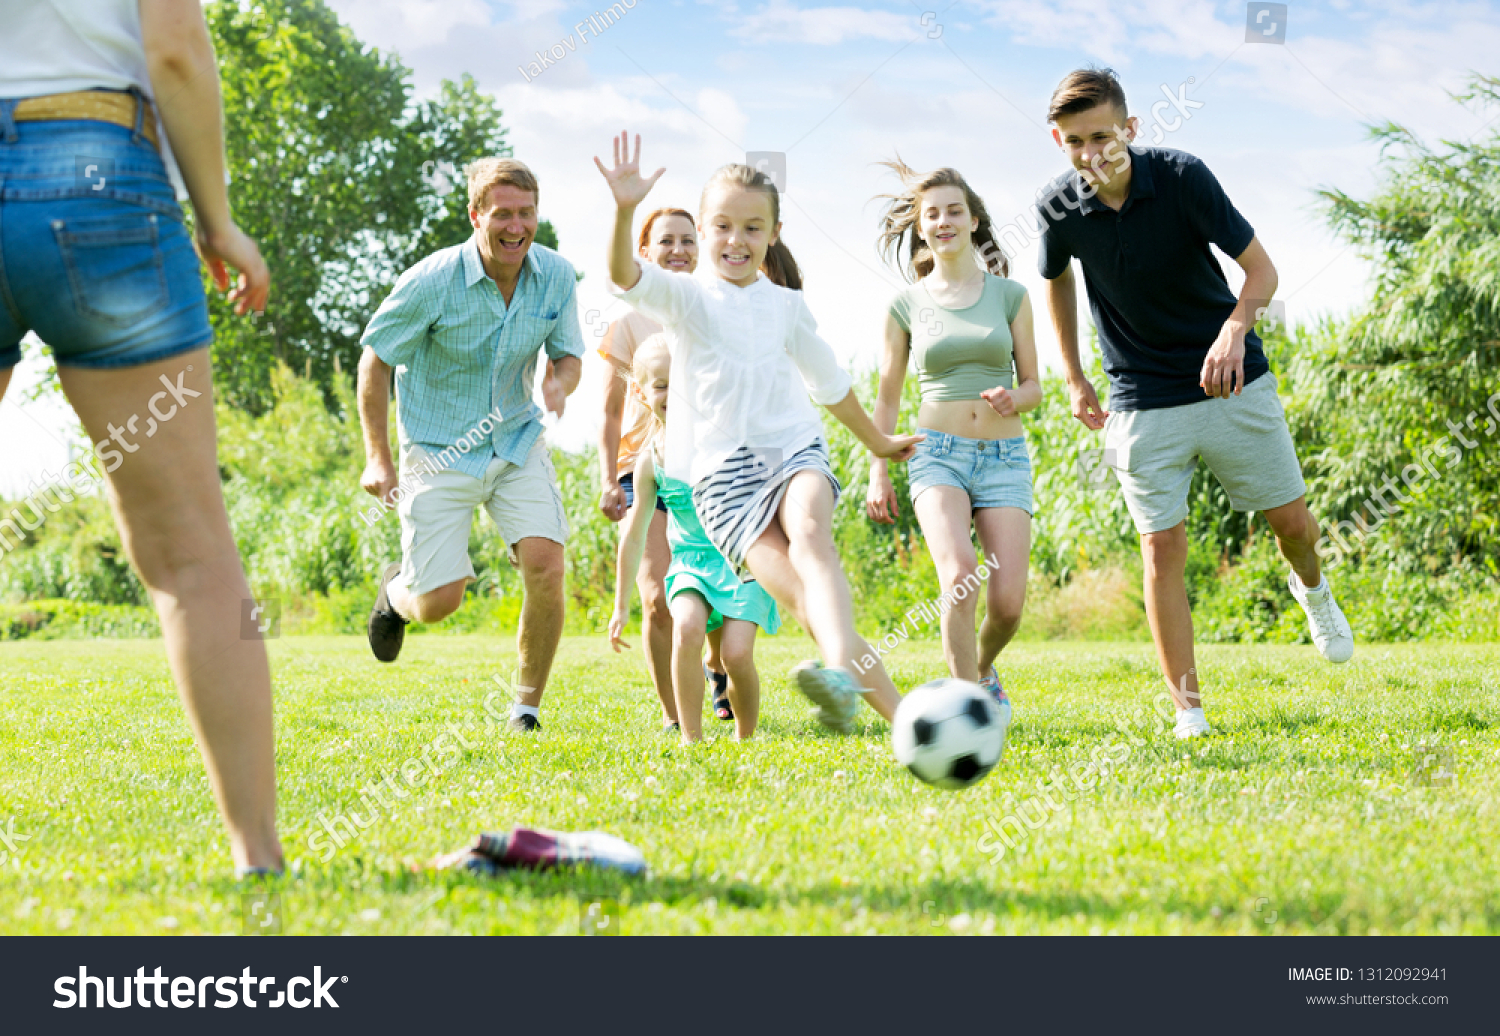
left=599, top=310, right=662, bottom=477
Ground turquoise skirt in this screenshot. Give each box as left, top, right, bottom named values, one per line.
left=664, top=546, right=781, bottom=634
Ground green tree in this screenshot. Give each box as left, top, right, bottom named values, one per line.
left=204, top=0, right=555, bottom=411
left=1287, top=73, right=1500, bottom=576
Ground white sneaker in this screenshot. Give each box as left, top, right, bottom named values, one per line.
left=1288, top=572, right=1354, bottom=663
left=1173, top=707, right=1213, bottom=739
left=791, top=661, right=860, bottom=734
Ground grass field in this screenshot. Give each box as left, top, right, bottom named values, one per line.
left=0, top=635, right=1496, bottom=935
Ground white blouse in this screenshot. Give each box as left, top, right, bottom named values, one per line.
left=0, top=0, right=184, bottom=197
left=613, top=261, right=853, bottom=487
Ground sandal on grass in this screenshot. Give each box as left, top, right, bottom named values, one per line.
left=709, top=669, right=733, bottom=721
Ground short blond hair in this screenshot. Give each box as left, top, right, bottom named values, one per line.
left=465, top=157, right=538, bottom=213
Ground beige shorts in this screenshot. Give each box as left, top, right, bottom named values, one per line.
left=1104, top=372, right=1307, bottom=535
left=395, top=437, right=568, bottom=596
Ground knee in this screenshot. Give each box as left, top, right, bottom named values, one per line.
left=670, top=612, right=706, bottom=650
left=1271, top=506, right=1317, bottom=545
left=985, top=591, right=1024, bottom=631
left=520, top=544, right=566, bottom=593
left=639, top=582, right=671, bottom=623
left=1141, top=530, right=1186, bottom=575
left=720, top=638, right=754, bottom=674
left=782, top=512, right=827, bottom=554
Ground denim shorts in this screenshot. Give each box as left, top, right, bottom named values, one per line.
left=619, top=471, right=667, bottom=514
left=0, top=99, right=212, bottom=370
left=907, top=428, right=1034, bottom=514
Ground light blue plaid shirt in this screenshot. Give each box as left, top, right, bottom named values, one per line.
left=362, top=238, right=584, bottom=479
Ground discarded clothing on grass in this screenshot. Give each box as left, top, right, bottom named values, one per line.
left=432, top=826, right=646, bottom=876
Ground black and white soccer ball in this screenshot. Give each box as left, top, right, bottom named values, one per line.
left=892, top=678, right=1008, bottom=790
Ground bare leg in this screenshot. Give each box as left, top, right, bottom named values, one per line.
left=744, top=472, right=901, bottom=721
left=0, top=365, right=12, bottom=401
left=717, top=618, right=761, bottom=739
left=1262, top=496, right=1321, bottom=587
left=1141, top=523, right=1198, bottom=710
left=391, top=577, right=466, bottom=624
left=56, top=350, right=281, bottom=871
left=973, top=506, right=1031, bottom=676
left=706, top=625, right=724, bottom=674
left=913, top=486, right=982, bottom=682
left=636, top=508, right=677, bottom=723
left=513, top=536, right=565, bottom=707
left=668, top=592, right=710, bottom=743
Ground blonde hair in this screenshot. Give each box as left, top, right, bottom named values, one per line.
left=632, top=332, right=672, bottom=389
left=465, top=157, right=538, bottom=213
left=874, top=156, right=1008, bottom=282
left=699, top=164, right=801, bottom=289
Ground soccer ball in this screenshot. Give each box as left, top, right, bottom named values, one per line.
left=892, top=679, right=1007, bottom=790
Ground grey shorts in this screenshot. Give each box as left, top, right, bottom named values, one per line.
left=1104, top=372, right=1307, bottom=534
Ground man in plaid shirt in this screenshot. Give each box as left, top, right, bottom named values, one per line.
left=357, top=158, right=583, bottom=733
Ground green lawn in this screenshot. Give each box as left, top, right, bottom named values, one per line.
left=0, top=635, right=1496, bottom=935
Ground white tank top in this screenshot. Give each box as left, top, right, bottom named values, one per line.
left=0, top=0, right=185, bottom=196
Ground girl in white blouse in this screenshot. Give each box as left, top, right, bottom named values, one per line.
left=596, top=132, right=921, bottom=732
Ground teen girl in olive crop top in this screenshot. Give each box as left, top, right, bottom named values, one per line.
left=866, top=160, right=1042, bottom=720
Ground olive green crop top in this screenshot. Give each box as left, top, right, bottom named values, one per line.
left=888, top=274, right=1027, bottom=403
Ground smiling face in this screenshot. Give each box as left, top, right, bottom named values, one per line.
left=1053, top=103, right=1137, bottom=189
left=699, top=185, right=779, bottom=287
left=470, top=184, right=538, bottom=272
left=633, top=339, right=672, bottom=422
left=641, top=213, right=698, bottom=274
left=918, top=185, right=978, bottom=260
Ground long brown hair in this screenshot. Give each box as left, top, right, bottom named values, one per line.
left=874, top=157, right=1008, bottom=282
left=637, top=207, right=694, bottom=253
left=699, top=164, right=802, bottom=289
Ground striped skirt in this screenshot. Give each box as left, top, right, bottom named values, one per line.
left=692, top=439, right=842, bottom=580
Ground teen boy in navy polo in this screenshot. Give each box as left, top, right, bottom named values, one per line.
left=1036, top=68, right=1353, bottom=739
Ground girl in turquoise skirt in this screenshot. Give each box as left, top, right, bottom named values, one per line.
left=609, top=334, right=780, bottom=742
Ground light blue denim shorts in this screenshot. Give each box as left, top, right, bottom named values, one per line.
left=0, top=96, right=212, bottom=370
left=908, top=429, right=1034, bottom=514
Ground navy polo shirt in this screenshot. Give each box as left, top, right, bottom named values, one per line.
left=1036, top=146, right=1267, bottom=411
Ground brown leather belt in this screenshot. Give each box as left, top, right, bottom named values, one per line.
left=13, top=90, right=160, bottom=149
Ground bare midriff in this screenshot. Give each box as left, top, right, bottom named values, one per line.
left=917, top=397, right=1023, bottom=442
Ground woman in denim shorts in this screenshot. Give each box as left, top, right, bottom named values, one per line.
left=1, top=0, right=281, bottom=875
left=866, top=161, right=1043, bottom=720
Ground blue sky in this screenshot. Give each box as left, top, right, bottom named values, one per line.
left=4, top=0, right=1498, bottom=493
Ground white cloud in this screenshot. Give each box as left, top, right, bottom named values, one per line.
left=328, top=0, right=491, bottom=51
left=730, top=0, right=918, bottom=44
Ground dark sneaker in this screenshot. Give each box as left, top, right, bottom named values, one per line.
left=507, top=713, right=541, bottom=733
left=367, top=562, right=408, bottom=663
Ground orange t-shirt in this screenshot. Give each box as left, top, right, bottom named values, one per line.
left=599, top=310, right=663, bottom=477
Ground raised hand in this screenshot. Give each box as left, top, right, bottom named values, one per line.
left=593, top=131, right=665, bottom=210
